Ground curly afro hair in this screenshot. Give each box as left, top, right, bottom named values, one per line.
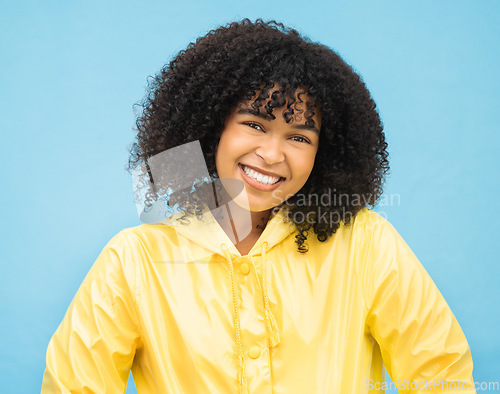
left=128, top=18, right=389, bottom=252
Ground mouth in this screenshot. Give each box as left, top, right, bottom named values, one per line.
left=239, top=164, right=285, bottom=191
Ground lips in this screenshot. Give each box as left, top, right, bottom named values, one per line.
left=238, top=164, right=285, bottom=191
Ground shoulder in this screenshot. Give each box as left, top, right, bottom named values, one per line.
left=110, top=221, right=179, bottom=248
left=344, top=208, right=402, bottom=248
left=346, top=208, right=419, bottom=274
left=95, top=221, right=181, bottom=272
left=351, top=208, right=395, bottom=233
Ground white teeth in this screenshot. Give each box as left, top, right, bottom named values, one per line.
left=242, top=165, right=281, bottom=185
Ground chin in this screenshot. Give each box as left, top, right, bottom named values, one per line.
left=230, top=197, right=272, bottom=213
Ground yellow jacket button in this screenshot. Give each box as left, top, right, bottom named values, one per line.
left=240, top=263, right=250, bottom=275
left=248, top=346, right=261, bottom=359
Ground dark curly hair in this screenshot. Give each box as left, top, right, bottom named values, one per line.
left=128, top=18, right=389, bottom=252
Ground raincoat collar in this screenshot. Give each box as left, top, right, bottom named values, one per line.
left=166, top=206, right=296, bottom=258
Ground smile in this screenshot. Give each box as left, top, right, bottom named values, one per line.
left=241, top=165, right=281, bottom=184
left=239, top=164, right=285, bottom=191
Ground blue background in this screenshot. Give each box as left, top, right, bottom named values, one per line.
left=1, top=0, right=498, bottom=392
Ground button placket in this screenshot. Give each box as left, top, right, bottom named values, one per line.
left=234, top=255, right=270, bottom=392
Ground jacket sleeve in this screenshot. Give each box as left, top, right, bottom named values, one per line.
left=41, top=230, right=141, bottom=394
left=361, top=213, right=475, bottom=393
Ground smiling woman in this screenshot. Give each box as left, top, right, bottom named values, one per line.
left=41, top=19, right=476, bottom=394
left=124, top=19, right=390, bottom=252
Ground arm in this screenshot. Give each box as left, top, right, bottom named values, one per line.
left=41, top=231, right=141, bottom=394
left=361, top=213, right=475, bottom=393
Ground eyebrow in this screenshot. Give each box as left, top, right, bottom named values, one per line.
left=236, top=108, right=320, bottom=134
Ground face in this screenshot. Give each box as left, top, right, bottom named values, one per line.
left=215, top=93, right=321, bottom=212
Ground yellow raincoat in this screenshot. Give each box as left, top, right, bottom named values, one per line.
left=42, top=208, right=475, bottom=393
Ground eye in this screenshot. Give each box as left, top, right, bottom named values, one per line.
left=243, top=122, right=264, bottom=131
left=290, top=135, right=311, bottom=144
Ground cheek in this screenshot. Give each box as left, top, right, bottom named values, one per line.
left=215, top=132, right=239, bottom=175
left=296, top=150, right=317, bottom=179
left=214, top=141, right=225, bottom=175
left=216, top=129, right=238, bottom=156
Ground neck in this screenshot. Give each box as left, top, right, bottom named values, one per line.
left=213, top=200, right=271, bottom=255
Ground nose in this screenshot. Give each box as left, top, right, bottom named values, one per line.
left=255, top=137, right=285, bottom=165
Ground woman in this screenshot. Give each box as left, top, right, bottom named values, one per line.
left=42, top=19, right=475, bottom=393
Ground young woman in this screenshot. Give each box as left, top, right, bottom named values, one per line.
left=42, top=19, right=475, bottom=393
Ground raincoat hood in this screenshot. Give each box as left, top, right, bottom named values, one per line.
left=169, top=207, right=296, bottom=258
